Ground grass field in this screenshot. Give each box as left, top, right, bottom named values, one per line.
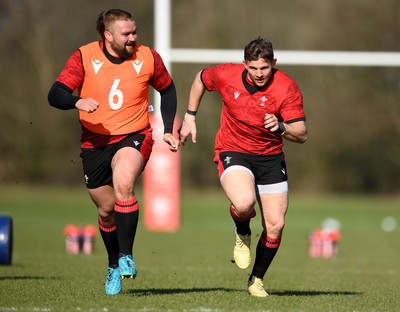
left=0, top=184, right=399, bottom=311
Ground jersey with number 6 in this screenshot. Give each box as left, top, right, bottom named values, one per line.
left=55, top=41, right=172, bottom=137
left=79, top=41, right=153, bottom=135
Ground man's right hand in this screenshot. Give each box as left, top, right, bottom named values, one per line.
left=75, top=98, right=99, bottom=113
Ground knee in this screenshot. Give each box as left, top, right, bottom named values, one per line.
left=265, top=220, right=285, bottom=237
left=113, top=184, right=135, bottom=201
left=98, top=207, right=114, bottom=223
left=232, top=199, right=256, bottom=218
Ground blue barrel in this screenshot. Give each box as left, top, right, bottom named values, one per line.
left=0, top=216, right=13, bottom=265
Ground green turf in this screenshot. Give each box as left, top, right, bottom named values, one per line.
left=0, top=184, right=399, bottom=311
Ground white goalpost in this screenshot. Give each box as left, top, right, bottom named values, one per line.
left=170, top=48, right=400, bottom=67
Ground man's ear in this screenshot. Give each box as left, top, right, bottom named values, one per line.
left=104, top=31, right=112, bottom=42
left=243, top=59, right=248, bottom=70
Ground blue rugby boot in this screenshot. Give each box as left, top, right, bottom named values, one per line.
left=105, top=266, right=122, bottom=295
left=118, top=255, right=137, bottom=279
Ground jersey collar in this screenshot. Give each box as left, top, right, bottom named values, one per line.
left=242, top=69, right=275, bottom=94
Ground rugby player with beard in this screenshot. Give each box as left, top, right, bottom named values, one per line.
left=48, top=8, right=180, bottom=295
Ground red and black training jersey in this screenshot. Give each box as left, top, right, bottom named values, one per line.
left=201, top=63, right=306, bottom=156
left=54, top=41, right=173, bottom=147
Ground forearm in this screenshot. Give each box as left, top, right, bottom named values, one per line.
left=48, top=81, right=80, bottom=110
left=281, top=121, right=307, bottom=143
left=178, top=71, right=205, bottom=144
left=160, top=82, right=177, bottom=133
left=186, top=71, right=206, bottom=114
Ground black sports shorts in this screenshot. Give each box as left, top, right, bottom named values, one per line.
left=80, top=131, right=153, bottom=189
left=216, top=151, right=288, bottom=185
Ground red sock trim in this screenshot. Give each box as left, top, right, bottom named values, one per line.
left=260, top=231, right=281, bottom=249
left=98, top=216, right=116, bottom=232
left=229, top=204, right=256, bottom=221
left=114, top=197, right=139, bottom=213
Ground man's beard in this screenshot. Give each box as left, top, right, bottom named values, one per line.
left=112, top=41, right=136, bottom=59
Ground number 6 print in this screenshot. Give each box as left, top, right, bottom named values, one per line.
left=108, top=79, right=123, bottom=110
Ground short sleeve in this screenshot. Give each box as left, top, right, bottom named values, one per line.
left=149, top=49, right=173, bottom=92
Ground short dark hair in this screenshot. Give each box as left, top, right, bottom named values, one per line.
left=244, top=37, right=274, bottom=62
left=96, top=9, right=134, bottom=40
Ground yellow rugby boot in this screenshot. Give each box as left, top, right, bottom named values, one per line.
left=233, top=231, right=251, bottom=269
left=247, top=276, right=269, bottom=297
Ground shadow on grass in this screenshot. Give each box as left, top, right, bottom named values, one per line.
left=126, top=288, right=362, bottom=297
left=126, top=287, right=241, bottom=296
left=0, top=276, right=59, bottom=281
left=271, top=290, right=362, bottom=296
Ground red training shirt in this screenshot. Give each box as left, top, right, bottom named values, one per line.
left=201, top=63, right=306, bottom=156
